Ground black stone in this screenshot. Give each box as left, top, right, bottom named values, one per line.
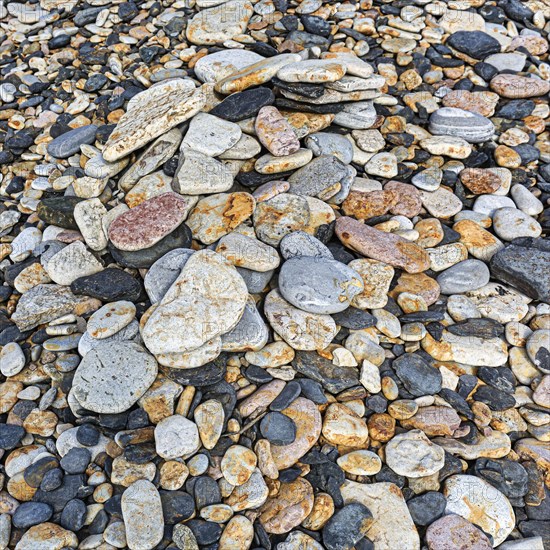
left=446, top=31, right=501, bottom=59
left=272, top=76, right=325, bottom=99
left=296, top=378, right=328, bottom=404
left=118, top=1, right=138, bottom=21
left=46, top=124, right=98, bottom=158
left=301, top=15, right=331, bottom=37
left=497, top=100, right=535, bottom=120
left=60, top=447, right=91, bottom=474
left=475, top=459, right=529, bottom=499
left=472, top=385, right=516, bottom=411
left=236, top=169, right=295, bottom=188
left=71, top=267, right=143, bottom=302
left=406, top=491, right=447, bottom=526
left=446, top=318, right=504, bottom=339
left=164, top=355, right=227, bottom=387
left=260, top=412, right=297, bottom=446
left=60, top=498, right=87, bottom=531
left=187, top=519, right=223, bottom=546
left=474, top=62, right=498, bottom=81
left=37, top=196, right=84, bottom=229
left=12, top=502, right=53, bottom=529
left=439, top=388, right=474, bottom=420
left=210, top=87, right=275, bottom=122
left=270, top=381, right=301, bottom=411
left=84, top=73, right=108, bottom=92
left=109, top=223, right=192, bottom=268
left=393, top=353, right=442, bottom=397
left=477, top=366, right=516, bottom=394
left=0, top=423, right=25, bottom=450
left=76, top=423, right=100, bottom=446
left=490, top=242, right=550, bottom=303
left=24, top=456, right=59, bottom=488
left=275, top=98, right=344, bottom=114
left=194, top=476, right=221, bottom=509
left=399, top=311, right=445, bottom=323
left=40, top=468, right=64, bottom=492
left=293, top=351, right=359, bottom=394
left=245, top=364, right=273, bottom=384
left=518, top=520, right=549, bottom=548
left=332, top=307, right=375, bottom=329
left=160, top=491, right=195, bottom=524
left=322, top=503, right=373, bottom=550
left=34, top=474, right=87, bottom=513
left=6, top=131, right=34, bottom=151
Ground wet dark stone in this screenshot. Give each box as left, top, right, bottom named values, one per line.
left=60, top=498, right=87, bottom=531
left=474, top=62, right=499, bottom=81
left=210, top=87, right=275, bottom=122
left=366, top=394, right=388, bottom=414
left=322, top=503, right=373, bottom=550
left=293, top=351, right=359, bottom=394
left=187, top=520, right=223, bottom=546
left=46, top=124, right=98, bottom=158
left=477, top=366, right=516, bottom=394
left=109, top=223, right=192, bottom=268
left=60, top=447, right=91, bottom=474
left=0, top=151, right=14, bottom=164
left=304, top=450, right=346, bottom=507
left=6, top=131, right=34, bottom=151
left=301, top=14, right=331, bottom=37
left=439, top=388, right=474, bottom=420
left=406, top=491, right=447, bottom=526
left=446, top=31, right=501, bottom=59
left=375, top=465, right=405, bottom=488
left=332, top=307, right=375, bottom=329
left=71, top=267, right=143, bottom=302
left=49, top=34, right=71, bottom=49
left=475, top=458, right=529, bottom=499
left=0, top=423, right=25, bottom=450
left=472, top=385, right=516, bottom=411
left=24, top=456, right=59, bottom=488
left=245, top=364, right=273, bottom=384
left=446, top=318, right=504, bottom=339
left=500, top=0, right=534, bottom=21
left=84, top=74, right=108, bottom=92
left=124, top=443, right=156, bottom=464
left=399, top=311, right=445, bottom=323
left=236, top=169, right=294, bottom=188
left=74, top=7, right=103, bottom=25
left=490, top=243, right=550, bottom=303
left=272, top=76, right=325, bottom=99
left=497, top=100, right=535, bottom=120
left=393, top=353, right=442, bottom=397
left=194, top=476, right=221, bottom=510
left=275, top=98, right=344, bottom=114
left=518, top=520, right=550, bottom=548
left=12, top=502, right=53, bottom=529
left=270, top=381, right=301, bottom=411
left=34, top=474, right=87, bottom=513
left=278, top=467, right=302, bottom=483
left=76, top=424, right=100, bottom=446
left=514, top=144, right=539, bottom=164
left=164, top=355, right=227, bottom=387
left=118, top=1, right=138, bottom=21
left=37, top=196, right=84, bottom=229
left=296, top=378, right=328, bottom=404
left=260, top=412, right=297, bottom=446
left=160, top=491, right=195, bottom=524
left=40, top=468, right=64, bottom=492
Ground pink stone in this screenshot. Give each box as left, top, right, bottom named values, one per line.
left=108, top=192, right=193, bottom=251
left=336, top=216, right=430, bottom=274
left=255, top=106, right=300, bottom=157
left=426, top=515, right=492, bottom=550
left=384, top=180, right=423, bottom=217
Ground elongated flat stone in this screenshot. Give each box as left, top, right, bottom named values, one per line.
left=255, top=106, right=300, bottom=157
left=181, top=112, right=241, bottom=157
left=47, top=125, right=98, bottom=159
left=194, top=49, right=265, bottom=83
left=429, top=108, right=495, bottom=143
left=215, top=232, right=280, bottom=272
left=276, top=60, right=346, bottom=83
left=108, top=193, right=195, bottom=251
left=103, top=80, right=207, bottom=161
left=336, top=216, right=430, bottom=273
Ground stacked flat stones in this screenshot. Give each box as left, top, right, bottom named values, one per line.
left=0, top=0, right=549, bottom=549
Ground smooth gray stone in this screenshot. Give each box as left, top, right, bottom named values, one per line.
left=47, top=125, right=98, bottom=158
left=144, top=248, right=194, bottom=304
left=236, top=267, right=274, bottom=294
left=288, top=155, right=349, bottom=197
left=279, top=256, right=363, bottom=314
left=437, top=259, right=491, bottom=295
left=429, top=108, right=494, bottom=143
left=78, top=320, right=140, bottom=356
left=221, top=299, right=269, bottom=352
left=328, top=164, right=355, bottom=205
left=333, top=101, right=377, bottom=129
left=305, top=132, right=354, bottom=164
left=280, top=231, right=333, bottom=260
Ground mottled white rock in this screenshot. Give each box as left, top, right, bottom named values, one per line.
left=215, top=232, right=280, bottom=272
left=493, top=207, right=542, bottom=241
left=86, top=301, right=136, bottom=339
left=10, top=227, right=42, bottom=262
left=0, top=342, right=26, bottom=377
left=45, top=241, right=103, bottom=286
left=122, top=480, right=164, bottom=550
left=194, top=49, right=265, bottom=83
left=155, top=415, right=201, bottom=459
left=74, top=198, right=108, bottom=251
left=181, top=112, right=242, bottom=157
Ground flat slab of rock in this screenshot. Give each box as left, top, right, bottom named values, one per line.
left=45, top=241, right=104, bottom=286
left=336, top=216, right=430, bottom=273
left=142, top=250, right=248, bottom=355
left=181, top=112, right=242, bottom=157
left=72, top=342, right=157, bottom=413
left=194, top=49, right=265, bottom=83
left=255, top=106, right=300, bottom=157
left=341, top=481, right=420, bottom=550
left=215, top=233, right=280, bottom=272
left=47, top=125, right=97, bottom=159
left=103, top=80, right=207, bottom=161
left=108, top=193, right=195, bottom=251
left=426, top=515, right=492, bottom=550
left=490, top=74, right=550, bottom=98
left=429, top=107, right=494, bottom=143
left=122, top=480, right=164, bottom=550
left=276, top=60, right=346, bottom=83
left=14, top=522, right=78, bottom=550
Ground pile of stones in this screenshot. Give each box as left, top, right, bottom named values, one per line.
left=0, top=0, right=549, bottom=548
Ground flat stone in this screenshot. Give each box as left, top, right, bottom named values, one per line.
left=420, top=188, right=463, bottom=218
left=426, top=514, right=492, bottom=550
left=173, top=148, right=234, bottom=195
left=187, top=192, right=255, bottom=245
left=321, top=52, right=374, bottom=78
left=305, top=132, right=353, bottom=164
left=255, top=106, right=300, bottom=157
left=221, top=298, right=268, bottom=352
left=322, top=503, right=373, bottom=550
left=277, top=60, right=346, bottom=83
left=454, top=219, right=504, bottom=261
left=429, top=108, right=494, bottom=143
left=12, top=284, right=100, bottom=331
left=47, top=125, right=98, bottom=159
left=72, top=342, right=157, bottom=413
left=322, top=403, right=369, bottom=447
left=279, top=256, right=363, bottom=314
left=420, top=136, right=472, bottom=159
left=86, top=300, right=135, bottom=339
left=264, top=289, right=337, bottom=351
left=108, top=193, right=195, bottom=251
left=401, top=405, right=461, bottom=437
left=210, top=87, right=275, bottom=122
left=490, top=74, right=550, bottom=99
left=446, top=30, right=501, bottom=59
left=45, top=242, right=103, bottom=286
left=143, top=248, right=191, bottom=303
left=527, top=330, right=550, bottom=370
left=385, top=429, right=445, bottom=477
left=336, top=216, right=430, bottom=273
left=493, top=208, right=542, bottom=241
left=394, top=353, right=442, bottom=397
left=10, top=227, right=42, bottom=262
left=103, top=80, right=207, bottom=161
left=186, top=0, right=253, bottom=45
left=341, top=481, right=420, bottom=550
left=442, top=89, right=500, bottom=117
left=215, top=53, right=301, bottom=94
left=181, top=112, right=242, bottom=156
left=71, top=268, right=143, bottom=302
left=437, top=259, right=491, bottom=294
left=288, top=154, right=349, bottom=198
left=221, top=445, right=257, bottom=486
left=14, top=523, right=78, bottom=550
left=194, top=49, right=265, bottom=83
left=333, top=101, right=377, bottom=129
left=155, top=415, right=200, bottom=459
left=280, top=231, right=332, bottom=260
left=255, top=148, right=313, bottom=174
left=122, top=480, right=164, bottom=550
left=460, top=168, right=502, bottom=194
left=337, top=449, right=381, bottom=476
left=260, top=412, right=297, bottom=446
left=0, top=342, right=26, bottom=377
left=73, top=198, right=108, bottom=251
left=125, top=171, right=174, bottom=208
left=342, top=189, right=398, bottom=220
left=444, top=474, right=515, bottom=546
left=216, top=232, right=279, bottom=272
left=142, top=250, right=248, bottom=355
